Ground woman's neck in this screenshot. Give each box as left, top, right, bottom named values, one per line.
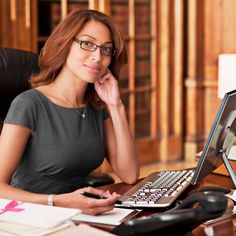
left=54, top=72, right=88, bottom=106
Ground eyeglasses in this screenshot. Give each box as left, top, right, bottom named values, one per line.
left=73, top=38, right=116, bottom=57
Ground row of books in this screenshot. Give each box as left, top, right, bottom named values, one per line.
left=39, top=2, right=151, bottom=37
left=38, top=2, right=86, bottom=36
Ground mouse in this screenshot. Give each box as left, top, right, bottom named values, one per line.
left=189, top=186, right=231, bottom=196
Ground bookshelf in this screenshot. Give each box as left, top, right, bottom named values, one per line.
left=110, top=0, right=155, bottom=140
left=33, top=0, right=158, bottom=170
left=0, top=0, right=186, bottom=171
left=2, top=0, right=236, bottom=171
left=36, top=0, right=89, bottom=52
left=34, top=2, right=156, bottom=135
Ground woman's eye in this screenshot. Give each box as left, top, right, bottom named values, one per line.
left=84, top=41, right=92, bottom=46
left=80, top=41, right=93, bottom=49
left=103, top=47, right=112, bottom=53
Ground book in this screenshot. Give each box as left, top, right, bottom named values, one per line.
left=50, top=3, right=61, bottom=31
left=0, top=198, right=79, bottom=229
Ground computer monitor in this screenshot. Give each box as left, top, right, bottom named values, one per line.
left=191, top=89, right=236, bottom=187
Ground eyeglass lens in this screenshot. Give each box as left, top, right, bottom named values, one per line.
left=73, top=39, right=116, bottom=56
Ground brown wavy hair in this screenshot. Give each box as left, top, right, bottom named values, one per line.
left=30, top=9, right=127, bottom=108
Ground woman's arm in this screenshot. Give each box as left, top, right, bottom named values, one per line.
left=95, top=72, right=139, bottom=184
left=0, top=124, right=120, bottom=215
left=104, top=104, right=139, bottom=184
left=0, top=124, right=46, bottom=203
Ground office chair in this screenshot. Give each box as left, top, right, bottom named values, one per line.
left=0, top=47, right=114, bottom=187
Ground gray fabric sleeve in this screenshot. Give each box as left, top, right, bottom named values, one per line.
left=4, top=93, right=37, bottom=130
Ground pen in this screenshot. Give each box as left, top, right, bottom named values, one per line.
left=80, top=191, right=122, bottom=205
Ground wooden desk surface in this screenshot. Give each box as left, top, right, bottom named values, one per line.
left=100, top=173, right=236, bottom=236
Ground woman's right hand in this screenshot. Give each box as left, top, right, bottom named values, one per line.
left=55, top=186, right=121, bottom=215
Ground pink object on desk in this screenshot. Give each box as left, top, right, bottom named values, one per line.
left=0, top=200, right=24, bottom=214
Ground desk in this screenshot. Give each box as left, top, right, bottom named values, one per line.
left=100, top=172, right=236, bottom=236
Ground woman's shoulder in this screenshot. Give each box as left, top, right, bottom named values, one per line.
left=15, top=88, right=42, bottom=99
left=12, top=89, right=41, bottom=106
left=5, top=89, right=40, bottom=129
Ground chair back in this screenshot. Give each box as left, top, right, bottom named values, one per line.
left=0, top=48, right=39, bottom=132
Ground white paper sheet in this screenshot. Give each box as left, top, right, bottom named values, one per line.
left=0, top=221, right=74, bottom=236
left=72, top=207, right=140, bottom=226
left=0, top=198, right=79, bottom=229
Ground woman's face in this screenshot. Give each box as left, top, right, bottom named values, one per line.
left=65, top=20, right=114, bottom=83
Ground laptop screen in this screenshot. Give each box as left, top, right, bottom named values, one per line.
left=191, top=89, right=236, bottom=185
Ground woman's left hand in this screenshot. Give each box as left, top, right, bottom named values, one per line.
left=94, top=71, right=121, bottom=106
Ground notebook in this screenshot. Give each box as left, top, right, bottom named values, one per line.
left=0, top=198, right=79, bottom=229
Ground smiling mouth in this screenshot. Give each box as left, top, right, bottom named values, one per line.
left=84, top=64, right=101, bottom=73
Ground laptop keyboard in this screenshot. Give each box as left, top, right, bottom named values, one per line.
left=118, top=169, right=194, bottom=208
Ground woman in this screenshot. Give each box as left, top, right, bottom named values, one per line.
left=0, top=9, right=139, bottom=215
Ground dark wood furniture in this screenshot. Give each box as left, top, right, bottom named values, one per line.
left=100, top=172, right=236, bottom=236
left=2, top=1, right=236, bottom=175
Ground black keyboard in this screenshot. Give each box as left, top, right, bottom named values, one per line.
left=118, top=169, right=194, bottom=208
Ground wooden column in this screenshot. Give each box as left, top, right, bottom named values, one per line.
left=184, top=0, right=205, bottom=161
left=157, top=0, right=184, bottom=162
left=0, top=0, right=34, bottom=51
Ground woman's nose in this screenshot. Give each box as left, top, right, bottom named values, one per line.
left=91, top=48, right=102, bottom=61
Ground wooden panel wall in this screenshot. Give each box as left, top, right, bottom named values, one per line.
left=0, top=0, right=35, bottom=51
left=3, top=0, right=236, bottom=165
left=184, top=0, right=236, bottom=161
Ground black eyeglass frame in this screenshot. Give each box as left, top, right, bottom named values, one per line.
left=73, top=38, right=117, bottom=57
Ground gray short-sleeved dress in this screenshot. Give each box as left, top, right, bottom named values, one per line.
left=4, top=89, right=109, bottom=194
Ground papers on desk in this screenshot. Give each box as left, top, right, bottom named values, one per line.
left=0, top=198, right=139, bottom=235
left=0, top=198, right=79, bottom=229
left=0, top=220, right=75, bottom=236
left=72, top=207, right=140, bottom=226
